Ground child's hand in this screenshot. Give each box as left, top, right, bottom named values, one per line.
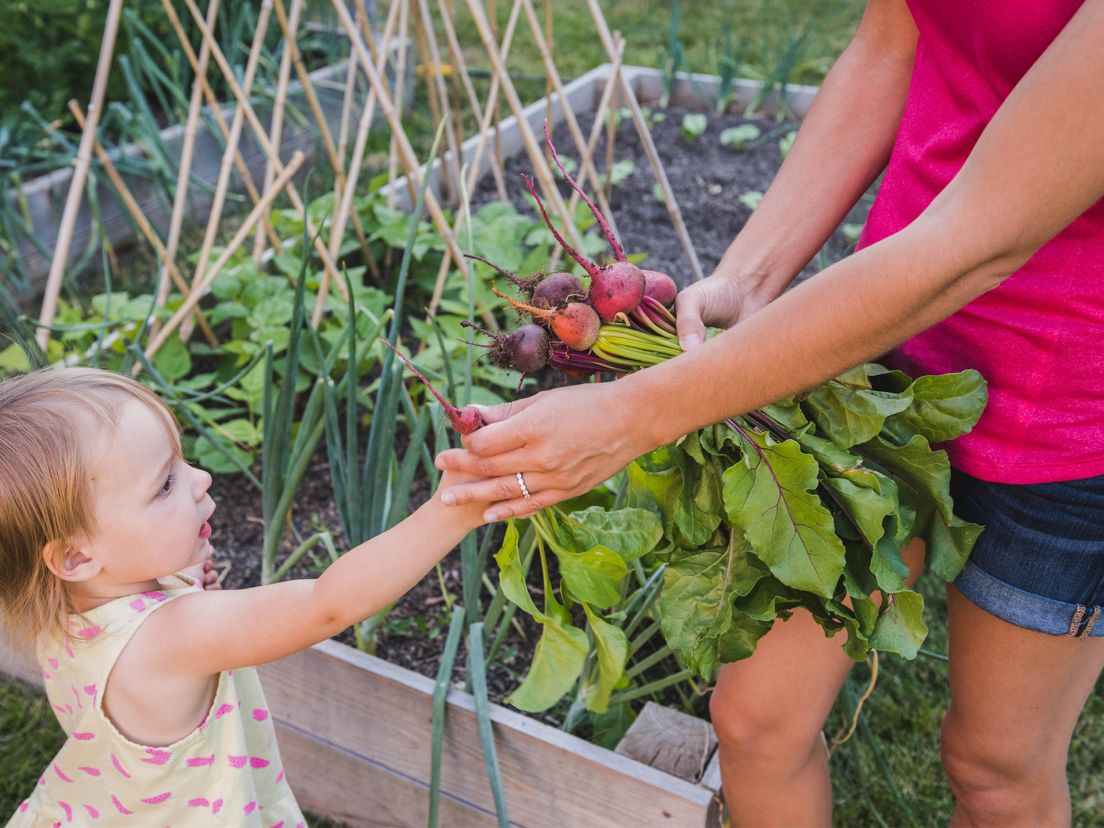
left=200, top=555, right=222, bottom=590
left=436, top=469, right=493, bottom=528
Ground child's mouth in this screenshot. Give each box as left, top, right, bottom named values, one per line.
left=199, top=521, right=212, bottom=540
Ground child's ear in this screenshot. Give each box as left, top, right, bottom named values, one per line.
left=42, top=540, right=102, bottom=583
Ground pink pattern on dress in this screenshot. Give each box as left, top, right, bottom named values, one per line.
left=214, top=703, right=235, bottom=719
left=275, top=769, right=285, bottom=785
left=75, top=626, right=100, bottom=640
left=110, top=794, right=133, bottom=815
left=187, top=798, right=210, bottom=808
left=211, top=798, right=224, bottom=815
left=83, top=804, right=99, bottom=820
left=77, top=766, right=101, bottom=777
left=272, top=822, right=284, bottom=828
left=185, top=754, right=215, bottom=767
left=63, top=640, right=75, bottom=659
left=83, top=684, right=97, bottom=698
left=243, top=801, right=257, bottom=815
left=142, top=591, right=168, bottom=601
left=141, top=747, right=172, bottom=765
left=227, top=754, right=248, bottom=768
left=47, top=657, right=60, bottom=669
left=58, top=801, right=72, bottom=822
left=252, top=707, right=269, bottom=721
left=139, top=792, right=172, bottom=805
left=43, top=669, right=52, bottom=681
left=71, top=685, right=84, bottom=710
left=129, top=598, right=146, bottom=612
left=249, top=756, right=270, bottom=769
left=110, top=754, right=131, bottom=778
left=71, top=732, right=94, bottom=741
left=53, top=765, right=74, bottom=783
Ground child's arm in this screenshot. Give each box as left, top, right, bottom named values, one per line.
left=148, top=473, right=486, bottom=676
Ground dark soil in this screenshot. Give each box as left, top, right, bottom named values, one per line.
left=472, top=105, right=872, bottom=288
left=206, top=103, right=873, bottom=715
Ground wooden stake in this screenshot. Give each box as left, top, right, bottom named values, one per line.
left=182, top=0, right=273, bottom=342
left=436, top=0, right=507, bottom=201
left=415, top=0, right=465, bottom=205
left=330, top=0, right=475, bottom=294
left=387, top=0, right=411, bottom=208
left=586, top=0, right=704, bottom=281
left=521, top=0, right=621, bottom=242
left=170, top=0, right=347, bottom=300
left=68, top=101, right=219, bottom=347
left=160, top=0, right=221, bottom=315
left=549, top=33, right=625, bottom=272
left=463, top=0, right=586, bottom=251
left=252, top=0, right=297, bottom=263
left=36, top=0, right=124, bottom=348
left=144, top=152, right=306, bottom=365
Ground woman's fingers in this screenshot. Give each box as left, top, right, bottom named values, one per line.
left=435, top=445, right=534, bottom=479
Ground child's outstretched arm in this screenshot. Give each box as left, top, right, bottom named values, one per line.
left=149, top=472, right=487, bottom=675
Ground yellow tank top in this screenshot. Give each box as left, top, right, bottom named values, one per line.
left=6, top=585, right=305, bottom=827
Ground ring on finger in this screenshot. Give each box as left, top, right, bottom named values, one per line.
left=516, top=471, right=531, bottom=499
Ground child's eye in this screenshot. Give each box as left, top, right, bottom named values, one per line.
left=159, top=474, right=176, bottom=497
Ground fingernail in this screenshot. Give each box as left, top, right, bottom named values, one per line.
left=484, top=510, right=498, bottom=522
left=441, top=492, right=455, bottom=506
left=680, top=333, right=702, bottom=350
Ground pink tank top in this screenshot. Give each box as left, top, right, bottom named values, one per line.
left=855, top=0, right=1104, bottom=484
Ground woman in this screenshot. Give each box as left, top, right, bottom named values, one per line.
left=436, top=1, right=1104, bottom=823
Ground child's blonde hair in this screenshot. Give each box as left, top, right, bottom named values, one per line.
left=0, top=366, right=180, bottom=646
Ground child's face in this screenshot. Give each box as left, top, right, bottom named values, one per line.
left=80, top=398, right=215, bottom=586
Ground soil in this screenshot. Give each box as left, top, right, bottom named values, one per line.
left=206, top=104, right=873, bottom=719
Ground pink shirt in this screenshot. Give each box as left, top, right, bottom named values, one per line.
left=856, top=0, right=1104, bottom=483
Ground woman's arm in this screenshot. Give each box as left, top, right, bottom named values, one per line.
left=437, top=0, right=1104, bottom=521
left=143, top=475, right=485, bottom=675
left=709, top=0, right=917, bottom=309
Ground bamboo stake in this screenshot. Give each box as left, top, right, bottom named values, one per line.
left=36, top=0, right=124, bottom=348
left=442, top=0, right=468, bottom=198
left=387, top=0, right=411, bottom=208
left=586, top=0, right=705, bottom=281
left=330, top=0, right=474, bottom=289
left=425, top=0, right=523, bottom=317
left=605, top=63, right=617, bottom=204
left=549, top=33, right=625, bottom=272
left=160, top=2, right=283, bottom=257
left=521, top=0, right=621, bottom=242
left=68, top=101, right=219, bottom=347
left=143, top=152, right=306, bottom=365
left=415, top=0, right=465, bottom=204
left=182, top=0, right=274, bottom=343
left=488, top=0, right=506, bottom=189
left=544, top=0, right=553, bottom=143
left=169, top=0, right=347, bottom=300
left=436, top=0, right=507, bottom=201
left=410, top=1, right=448, bottom=205
left=160, top=0, right=221, bottom=315
left=318, top=0, right=402, bottom=326
left=463, top=0, right=586, bottom=251
left=252, top=0, right=297, bottom=263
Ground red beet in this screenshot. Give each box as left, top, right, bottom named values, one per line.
left=642, top=269, right=678, bottom=306
left=492, top=287, right=601, bottom=351
left=378, top=339, right=484, bottom=434
left=461, top=320, right=550, bottom=374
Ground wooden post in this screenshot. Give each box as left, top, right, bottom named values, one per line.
left=68, top=101, right=219, bottom=347
left=586, top=0, right=705, bottom=281
left=181, top=0, right=274, bottom=342
left=159, top=0, right=221, bottom=316
left=36, top=0, right=124, bottom=348
left=143, top=152, right=307, bottom=364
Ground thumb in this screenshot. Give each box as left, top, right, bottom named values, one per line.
left=471, top=393, right=541, bottom=426
left=674, top=289, right=707, bottom=350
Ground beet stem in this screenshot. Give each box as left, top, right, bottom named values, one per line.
left=463, top=253, right=525, bottom=288
left=378, top=338, right=460, bottom=417
left=544, top=119, right=625, bottom=263
left=521, top=173, right=598, bottom=279
left=490, top=286, right=551, bottom=320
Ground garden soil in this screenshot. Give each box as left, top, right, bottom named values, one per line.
left=210, top=104, right=873, bottom=714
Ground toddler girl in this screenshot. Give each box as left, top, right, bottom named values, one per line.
left=1, top=366, right=487, bottom=826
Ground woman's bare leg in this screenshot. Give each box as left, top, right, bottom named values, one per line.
left=942, top=585, right=1104, bottom=827
left=712, top=539, right=926, bottom=826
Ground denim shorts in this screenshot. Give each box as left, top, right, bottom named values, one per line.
left=949, top=468, right=1104, bottom=638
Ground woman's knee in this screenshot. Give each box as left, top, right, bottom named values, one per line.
left=710, top=678, right=827, bottom=764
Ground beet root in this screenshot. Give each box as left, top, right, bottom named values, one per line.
left=589, top=260, right=646, bottom=323
left=642, top=269, right=678, bottom=306
left=492, top=287, right=601, bottom=351
left=531, top=271, right=585, bottom=309
left=378, top=339, right=484, bottom=434
left=462, top=320, right=550, bottom=374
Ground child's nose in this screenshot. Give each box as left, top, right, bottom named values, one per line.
left=193, top=467, right=213, bottom=498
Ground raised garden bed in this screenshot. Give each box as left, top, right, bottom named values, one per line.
left=1, top=66, right=876, bottom=827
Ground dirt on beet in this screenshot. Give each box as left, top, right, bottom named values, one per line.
left=205, top=103, right=873, bottom=714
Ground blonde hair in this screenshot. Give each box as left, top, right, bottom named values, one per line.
left=0, top=366, right=179, bottom=646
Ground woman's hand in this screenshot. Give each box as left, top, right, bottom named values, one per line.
left=674, top=271, right=776, bottom=350
left=435, top=381, right=652, bottom=522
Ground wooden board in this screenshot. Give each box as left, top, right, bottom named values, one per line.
left=258, top=639, right=716, bottom=827
left=615, top=701, right=718, bottom=783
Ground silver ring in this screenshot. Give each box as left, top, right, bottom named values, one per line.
left=516, top=471, right=531, bottom=499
